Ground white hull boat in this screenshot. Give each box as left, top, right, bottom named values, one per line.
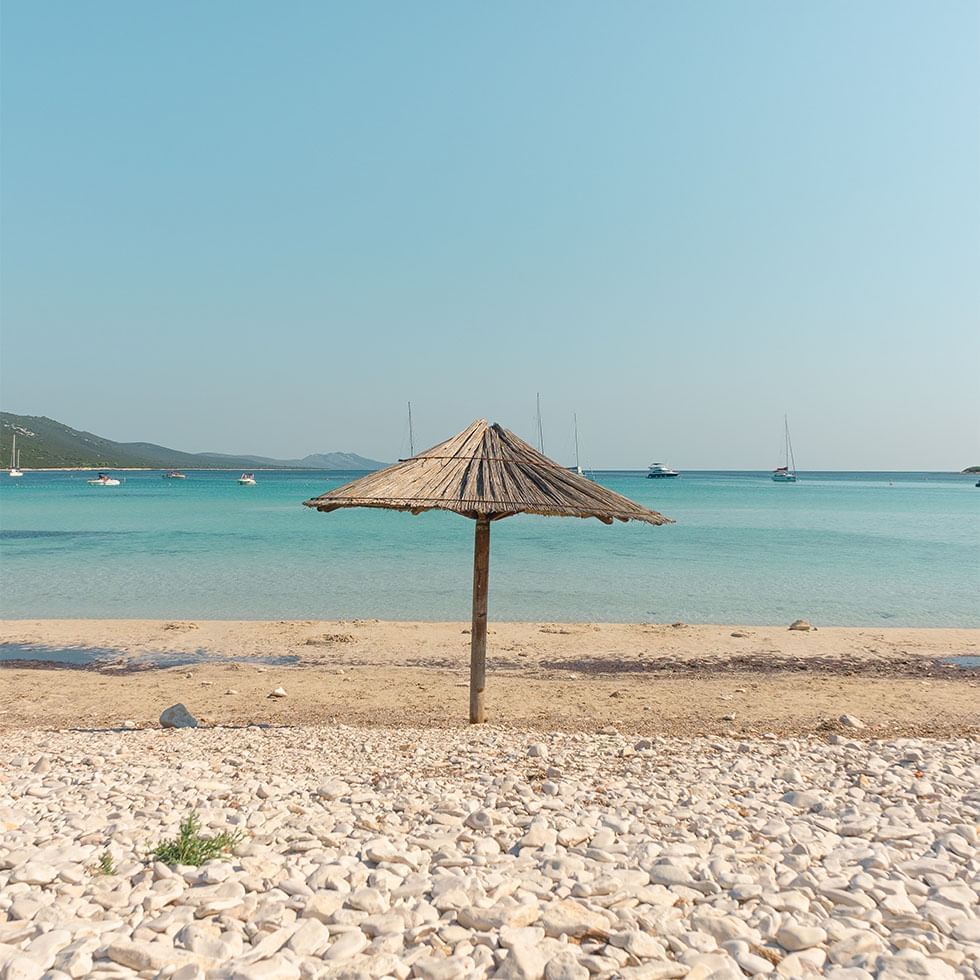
left=772, top=416, right=798, bottom=483
left=8, top=435, right=23, bottom=477
left=568, top=413, right=589, bottom=479
left=239, top=473, right=257, bottom=485
left=88, top=474, right=121, bottom=486
left=647, top=462, right=679, bottom=478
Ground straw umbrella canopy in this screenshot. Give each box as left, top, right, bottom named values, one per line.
left=304, top=419, right=672, bottom=723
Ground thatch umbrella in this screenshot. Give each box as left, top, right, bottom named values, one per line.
left=304, top=419, right=672, bottom=723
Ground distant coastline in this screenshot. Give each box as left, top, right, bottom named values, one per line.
left=0, top=411, right=387, bottom=471
left=3, top=467, right=377, bottom=473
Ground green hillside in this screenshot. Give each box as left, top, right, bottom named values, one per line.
left=0, top=413, right=385, bottom=470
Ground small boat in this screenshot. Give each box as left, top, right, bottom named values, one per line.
left=238, top=472, right=257, bottom=485
left=162, top=471, right=187, bottom=479
left=772, top=415, right=798, bottom=483
left=647, top=462, right=679, bottom=478
left=7, top=434, right=23, bottom=477
left=567, top=414, right=585, bottom=476
left=88, top=473, right=121, bottom=486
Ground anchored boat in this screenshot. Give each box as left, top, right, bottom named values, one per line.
left=7, top=434, right=23, bottom=477
left=772, top=416, right=798, bottom=483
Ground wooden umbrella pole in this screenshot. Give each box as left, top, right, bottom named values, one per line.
left=469, top=515, right=491, bottom=724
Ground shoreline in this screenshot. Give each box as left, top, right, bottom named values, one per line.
left=2, top=619, right=977, bottom=736
left=3, top=615, right=979, bottom=629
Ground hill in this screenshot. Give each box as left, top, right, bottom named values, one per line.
left=0, top=413, right=386, bottom=470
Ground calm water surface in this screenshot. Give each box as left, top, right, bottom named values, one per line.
left=1, top=470, right=977, bottom=626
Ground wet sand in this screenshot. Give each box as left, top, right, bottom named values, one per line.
left=1, top=619, right=977, bottom=735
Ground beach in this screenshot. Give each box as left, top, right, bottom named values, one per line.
left=2, top=723, right=978, bottom=979
left=3, top=625, right=980, bottom=980
left=1, top=619, right=977, bottom=735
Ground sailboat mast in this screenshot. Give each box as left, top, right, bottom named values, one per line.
left=408, top=402, right=415, bottom=457
left=573, top=413, right=581, bottom=471
left=10, top=434, right=15, bottom=469
left=536, top=393, right=544, bottom=453
left=786, top=416, right=797, bottom=475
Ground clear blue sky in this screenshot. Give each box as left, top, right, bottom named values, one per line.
left=1, top=1, right=977, bottom=469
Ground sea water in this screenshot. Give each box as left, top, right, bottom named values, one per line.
left=0, top=470, right=977, bottom=626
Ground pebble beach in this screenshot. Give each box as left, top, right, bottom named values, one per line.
left=2, top=724, right=978, bottom=980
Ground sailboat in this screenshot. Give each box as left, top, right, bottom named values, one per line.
left=570, top=414, right=583, bottom=475
left=8, top=435, right=23, bottom=477
left=564, top=413, right=595, bottom=479
left=772, top=416, right=798, bottom=483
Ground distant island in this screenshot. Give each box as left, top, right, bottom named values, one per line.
left=0, top=412, right=387, bottom=471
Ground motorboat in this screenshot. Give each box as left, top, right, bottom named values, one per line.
left=772, top=415, right=798, bottom=483
left=238, top=472, right=257, bottom=485
left=88, top=473, right=121, bottom=486
left=647, top=462, right=679, bottom=478
left=7, top=434, right=23, bottom=477
left=162, top=471, right=187, bottom=479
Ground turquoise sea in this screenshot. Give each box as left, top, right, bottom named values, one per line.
left=0, top=470, right=977, bottom=626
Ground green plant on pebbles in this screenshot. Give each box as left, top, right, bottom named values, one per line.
left=151, top=812, right=244, bottom=867
left=96, top=851, right=116, bottom=876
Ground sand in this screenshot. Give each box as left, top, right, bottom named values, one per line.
left=1, top=619, right=977, bottom=736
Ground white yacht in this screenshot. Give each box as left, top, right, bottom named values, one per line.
left=772, top=416, right=798, bottom=483
left=647, top=462, right=679, bottom=478
left=8, top=434, right=23, bottom=477
left=238, top=472, right=257, bottom=485
left=88, top=473, right=121, bottom=486
left=568, top=413, right=587, bottom=477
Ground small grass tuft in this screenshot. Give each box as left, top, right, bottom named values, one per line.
left=96, top=851, right=116, bottom=876
left=152, top=812, right=244, bottom=867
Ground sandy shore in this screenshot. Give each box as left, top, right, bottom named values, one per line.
left=1, top=620, right=977, bottom=735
